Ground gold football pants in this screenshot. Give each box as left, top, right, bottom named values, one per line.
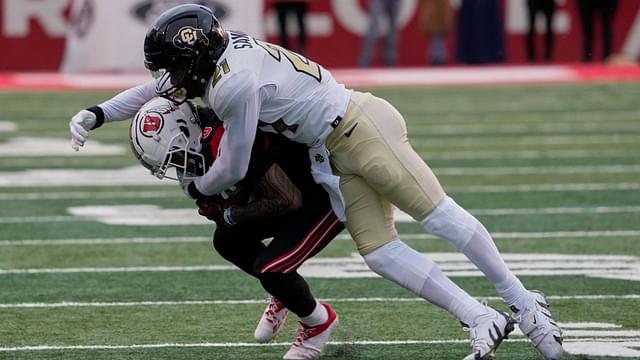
left=326, top=91, right=445, bottom=255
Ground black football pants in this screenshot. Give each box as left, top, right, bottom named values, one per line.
left=212, top=202, right=343, bottom=317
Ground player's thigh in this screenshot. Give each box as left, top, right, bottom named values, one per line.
left=329, top=91, right=445, bottom=221
left=340, top=174, right=398, bottom=255
left=213, top=227, right=267, bottom=276
left=256, top=204, right=343, bottom=274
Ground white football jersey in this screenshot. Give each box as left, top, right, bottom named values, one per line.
left=205, top=31, right=352, bottom=147
left=98, top=30, right=352, bottom=196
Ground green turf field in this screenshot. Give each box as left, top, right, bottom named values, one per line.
left=1, top=83, right=639, bottom=359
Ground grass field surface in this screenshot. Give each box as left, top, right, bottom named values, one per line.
left=0, top=83, right=639, bottom=359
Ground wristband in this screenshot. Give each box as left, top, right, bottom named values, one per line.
left=187, top=181, right=207, bottom=200
left=86, top=106, right=105, bottom=130
left=223, top=207, right=236, bottom=226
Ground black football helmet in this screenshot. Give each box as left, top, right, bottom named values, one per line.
left=144, top=4, right=228, bottom=103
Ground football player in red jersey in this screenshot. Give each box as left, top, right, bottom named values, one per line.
left=129, top=97, right=342, bottom=359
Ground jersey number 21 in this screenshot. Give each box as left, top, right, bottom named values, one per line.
left=255, top=39, right=322, bottom=82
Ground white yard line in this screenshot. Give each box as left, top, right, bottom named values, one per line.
left=2, top=230, right=639, bottom=246
left=421, top=149, right=634, bottom=160
left=470, top=206, right=640, bottom=215
left=1, top=295, right=638, bottom=309
left=2, top=252, right=639, bottom=280
left=2, top=338, right=639, bottom=352
left=0, top=191, right=181, bottom=201
left=448, top=183, right=640, bottom=192
left=378, top=230, right=640, bottom=240
left=0, top=216, right=91, bottom=224
left=0, top=181, right=637, bottom=193
left=2, top=205, right=640, bottom=225
left=411, top=134, right=639, bottom=146
left=0, top=237, right=210, bottom=246
left=0, top=339, right=519, bottom=352
left=1, top=165, right=640, bottom=201
left=0, top=121, right=17, bottom=132
left=434, top=165, right=640, bottom=176
left=409, top=122, right=640, bottom=134
left=0, top=265, right=236, bottom=274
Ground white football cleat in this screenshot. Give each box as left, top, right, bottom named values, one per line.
left=462, top=306, right=515, bottom=360
left=283, top=304, right=338, bottom=360
left=512, top=291, right=563, bottom=360
left=254, top=296, right=289, bottom=343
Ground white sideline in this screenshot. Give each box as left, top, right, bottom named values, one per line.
left=1, top=294, right=639, bottom=309
left=2, top=230, right=639, bottom=246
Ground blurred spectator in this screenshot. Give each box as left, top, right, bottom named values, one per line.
left=456, top=0, right=505, bottom=64
left=273, top=0, right=310, bottom=55
left=526, top=0, right=556, bottom=63
left=418, top=0, right=454, bottom=65
left=358, top=0, right=402, bottom=67
left=577, top=0, right=619, bottom=62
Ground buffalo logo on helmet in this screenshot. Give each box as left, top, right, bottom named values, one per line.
left=173, top=26, right=209, bottom=49
left=140, top=113, right=164, bottom=137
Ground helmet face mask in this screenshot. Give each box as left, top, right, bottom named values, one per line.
left=160, top=131, right=206, bottom=180
left=129, top=97, right=205, bottom=182
left=144, top=4, right=228, bottom=102
left=155, top=71, right=189, bottom=105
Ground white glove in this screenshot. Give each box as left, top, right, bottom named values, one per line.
left=69, top=109, right=97, bottom=151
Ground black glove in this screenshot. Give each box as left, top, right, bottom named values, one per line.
left=196, top=198, right=224, bottom=224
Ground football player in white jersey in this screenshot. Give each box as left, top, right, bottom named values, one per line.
left=70, top=4, right=563, bottom=360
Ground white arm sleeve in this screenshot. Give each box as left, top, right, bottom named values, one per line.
left=193, top=70, right=259, bottom=196
left=99, top=80, right=156, bottom=122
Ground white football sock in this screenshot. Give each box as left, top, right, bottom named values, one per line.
left=363, top=239, right=487, bottom=325
left=299, top=300, right=328, bottom=327
left=421, top=196, right=529, bottom=308
left=422, top=263, right=489, bottom=325
left=495, top=276, right=531, bottom=312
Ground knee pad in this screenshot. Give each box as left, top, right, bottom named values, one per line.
left=420, top=196, right=480, bottom=251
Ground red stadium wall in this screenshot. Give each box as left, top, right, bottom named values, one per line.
left=267, top=0, right=640, bottom=67
left=1, top=0, right=639, bottom=71
left=0, top=0, right=69, bottom=70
